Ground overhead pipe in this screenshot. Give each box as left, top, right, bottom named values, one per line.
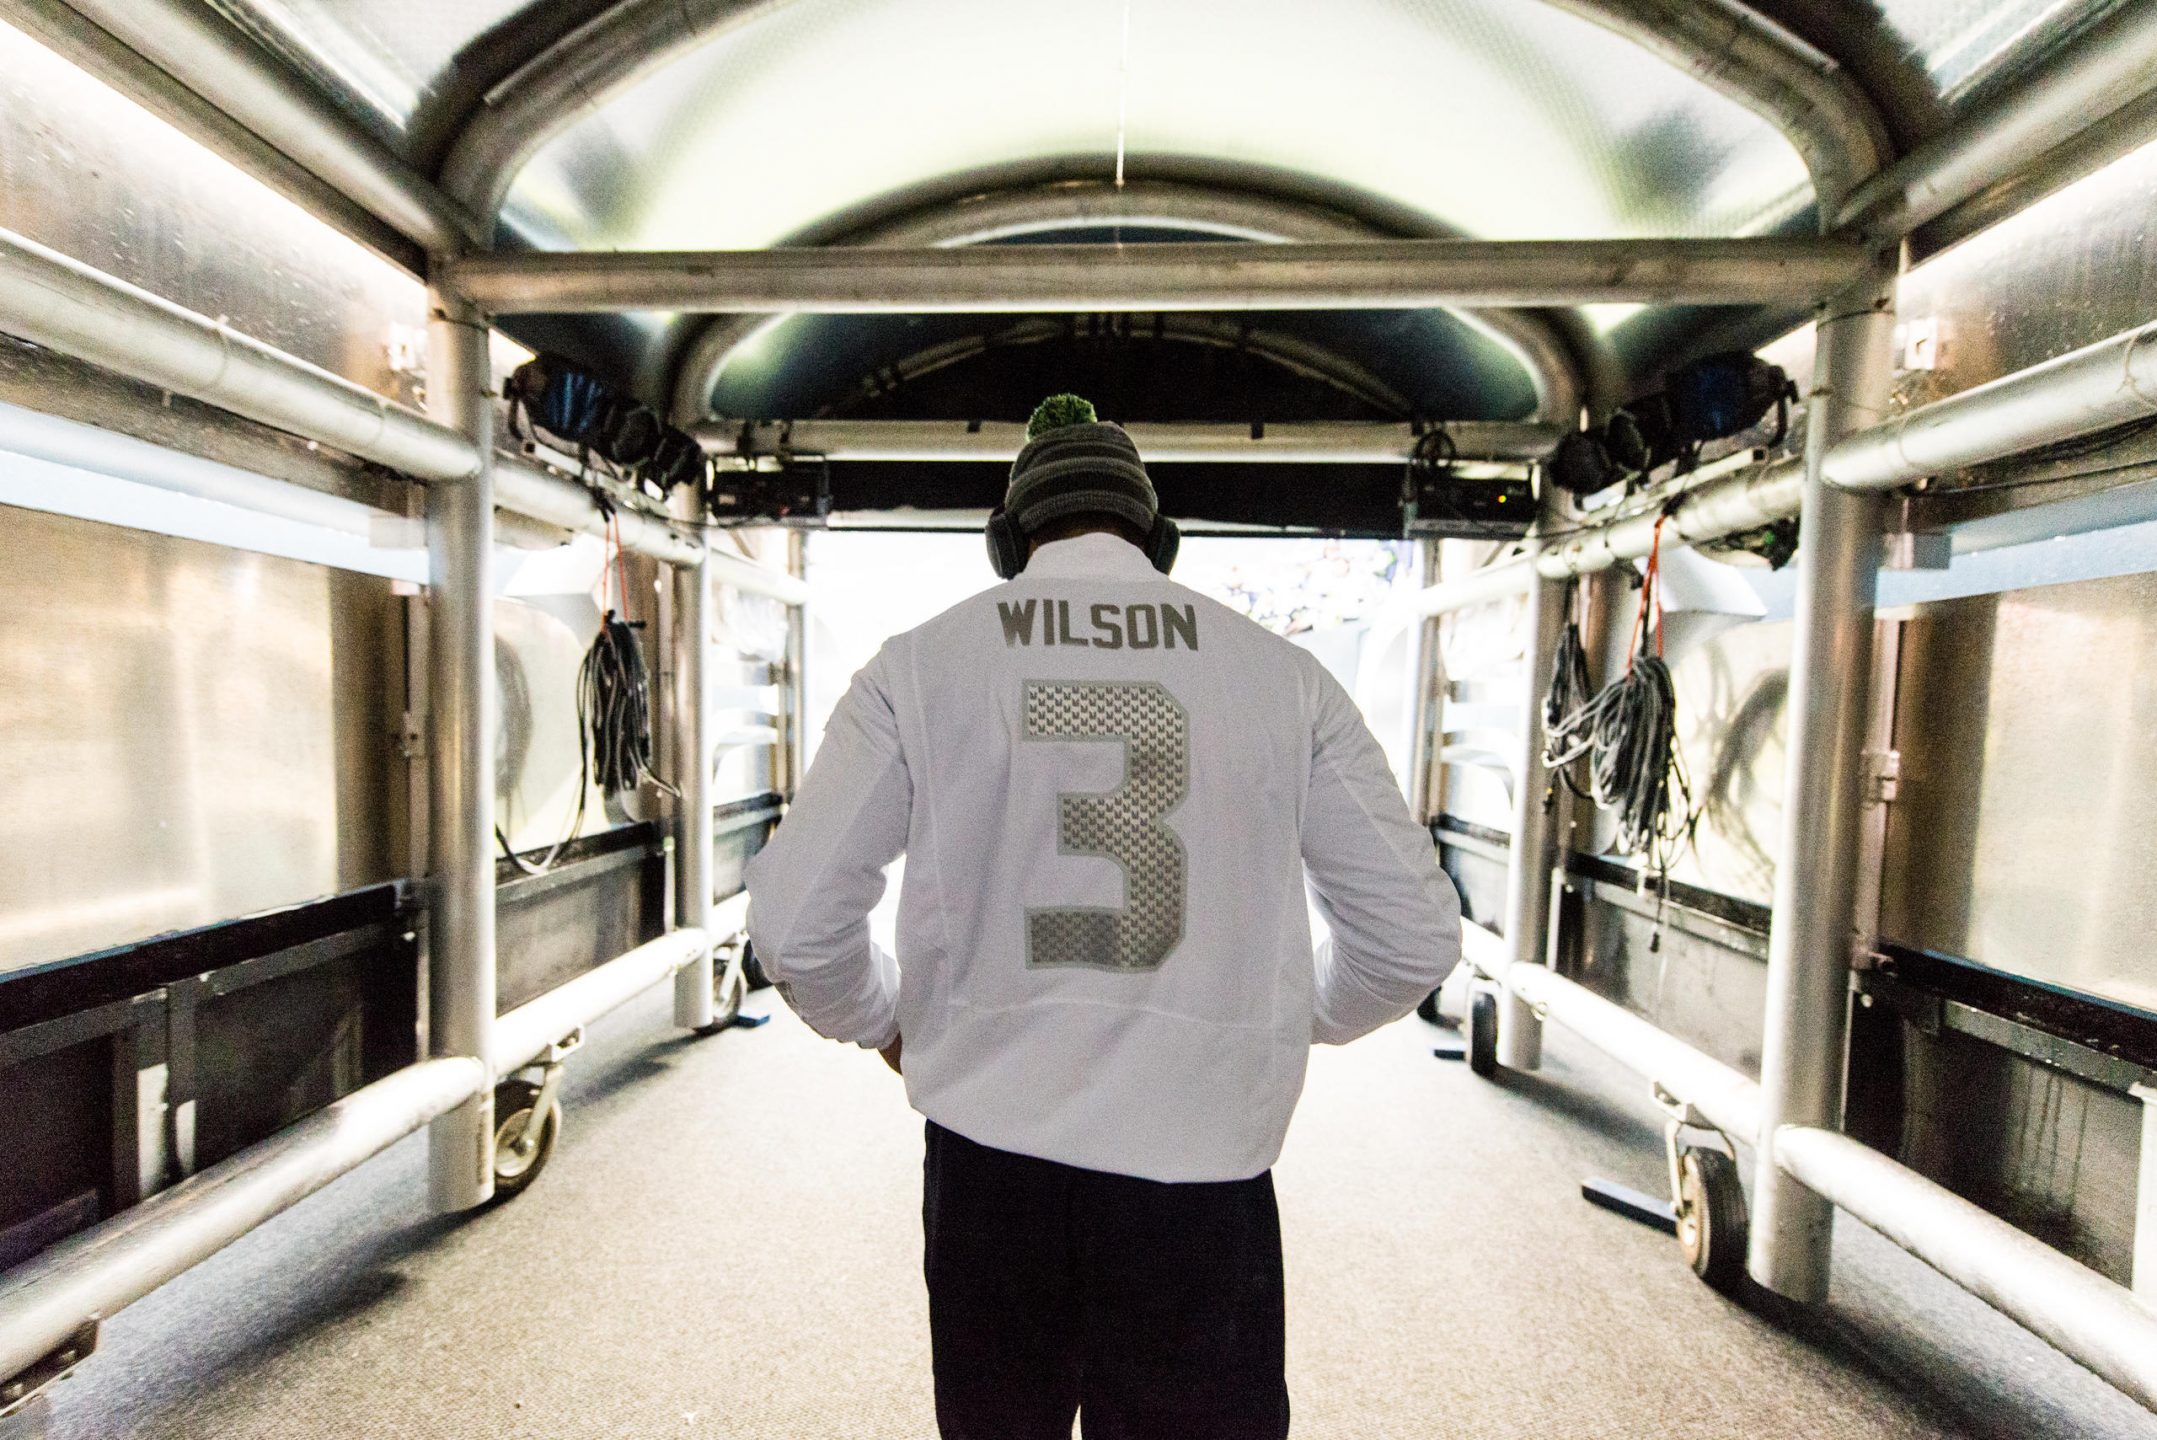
left=441, top=238, right=1870, bottom=315
left=440, top=0, right=1883, bottom=242
left=697, top=419, right=1557, bottom=465
left=1547, top=0, right=1887, bottom=215
left=0, top=0, right=416, bottom=265
left=666, top=181, right=1588, bottom=429
left=1834, top=0, right=2157, bottom=241
left=1776, top=1125, right=2157, bottom=1411
left=0, top=224, right=477, bottom=482
left=49, top=0, right=478, bottom=253
left=1824, top=321, right=2157, bottom=492
left=439, top=0, right=773, bottom=228
left=0, top=1056, right=484, bottom=1392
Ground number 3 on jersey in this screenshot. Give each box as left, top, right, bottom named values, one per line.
left=1022, top=681, right=1189, bottom=972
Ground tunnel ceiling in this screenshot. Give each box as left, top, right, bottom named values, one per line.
left=203, top=0, right=2136, bottom=425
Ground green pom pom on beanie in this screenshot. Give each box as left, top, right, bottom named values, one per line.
left=1026, top=393, right=1099, bottom=438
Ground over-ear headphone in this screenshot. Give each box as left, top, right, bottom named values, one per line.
left=986, top=509, right=1181, bottom=580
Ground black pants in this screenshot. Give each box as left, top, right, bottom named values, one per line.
left=922, top=1120, right=1290, bottom=1440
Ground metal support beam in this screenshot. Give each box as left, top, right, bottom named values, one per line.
left=1834, top=0, right=2157, bottom=241
left=0, top=1057, right=483, bottom=1392
left=1748, top=264, right=1900, bottom=1302
left=672, top=558, right=717, bottom=1030
left=48, top=0, right=476, bottom=253
left=1776, top=1124, right=2157, bottom=1411
left=441, top=238, right=1871, bottom=315
left=422, top=290, right=497, bottom=1213
left=1825, top=321, right=2157, bottom=493
left=2136, top=1082, right=2157, bottom=1304
left=0, top=225, right=476, bottom=482
left=665, top=180, right=1590, bottom=429
left=1496, top=561, right=1567, bottom=1071
left=698, top=419, right=1557, bottom=465
left=1546, top=0, right=1887, bottom=214
left=494, top=930, right=712, bottom=1075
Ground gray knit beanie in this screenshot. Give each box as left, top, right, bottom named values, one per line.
left=1004, top=394, right=1158, bottom=537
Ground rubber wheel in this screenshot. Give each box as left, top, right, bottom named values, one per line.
left=1468, top=989, right=1499, bottom=1078
left=1415, top=988, right=1442, bottom=1024
left=695, top=960, right=748, bottom=1035
left=490, top=1078, right=560, bottom=1202
left=1676, top=1146, right=1749, bottom=1295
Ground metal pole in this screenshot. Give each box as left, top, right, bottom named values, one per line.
left=672, top=556, right=717, bottom=1029
left=1775, top=1124, right=2157, bottom=1409
left=1833, top=0, right=2157, bottom=240
left=440, top=238, right=1869, bottom=315
left=0, top=225, right=477, bottom=482
left=423, top=288, right=497, bottom=1212
left=1497, top=566, right=1566, bottom=1071
left=0, top=1058, right=484, bottom=1390
left=2135, top=1082, right=2157, bottom=1304
left=1747, top=261, right=1900, bottom=1301
left=695, top=419, right=1557, bottom=464
left=1824, top=320, right=2157, bottom=492
left=1405, top=542, right=1443, bottom=822
left=781, top=530, right=808, bottom=796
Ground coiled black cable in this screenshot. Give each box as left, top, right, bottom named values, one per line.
left=581, top=611, right=675, bottom=798
left=1540, top=570, right=1695, bottom=867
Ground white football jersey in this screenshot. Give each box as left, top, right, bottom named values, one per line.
left=745, top=532, right=1462, bottom=1182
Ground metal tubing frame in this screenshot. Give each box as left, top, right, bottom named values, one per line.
left=672, top=558, right=718, bottom=1030
left=1833, top=0, right=2157, bottom=241
left=422, top=289, right=498, bottom=1213
left=47, top=0, right=476, bottom=253
left=441, top=238, right=1871, bottom=315
left=1748, top=262, right=1900, bottom=1302
left=0, top=1056, right=485, bottom=1391
left=0, top=224, right=477, bottom=482
left=666, top=180, right=1589, bottom=428
left=0, top=0, right=418, bottom=265
left=438, top=0, right=1886, bottom=244
left=697, top=419, right=1558, bottom=465
left=1824, top=320, right=2157, bottom=492
left=495, top=929, right=712, bottom=1075
left=0, top=223, right=755, bottom=572
left=1496, top=545, right=1569, bottom=1071
left=1775, top=1124, right=2157, bottom=1411
left=1463, top=913, right=2157, bottom=1411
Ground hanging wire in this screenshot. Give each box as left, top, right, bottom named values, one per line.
left=1540, top=512, right=1700, bottom=907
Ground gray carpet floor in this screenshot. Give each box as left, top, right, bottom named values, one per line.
left=33, top=985, right=2157, bottom=1439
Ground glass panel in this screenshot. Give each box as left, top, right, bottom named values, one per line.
left=505, top=0, right=1810, bottom=251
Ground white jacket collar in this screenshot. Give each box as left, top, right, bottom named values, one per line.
left=1022, top=532, right=1158, bottom=581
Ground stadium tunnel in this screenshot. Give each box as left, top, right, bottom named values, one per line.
left=3, top=0, right=2157, bottom=1434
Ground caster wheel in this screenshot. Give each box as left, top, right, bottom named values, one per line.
left=490, top=1078, right=561, bottom=1202
left=1676, top=1146, right=1749, bottom=1295
left=694, top=957, right=748, bottom=1035
left=741, top=938, right=771, bottom=991
left=1415, top=989, right=1442, bottom=1024
left=1467, top=989, right=1499, bottom=1078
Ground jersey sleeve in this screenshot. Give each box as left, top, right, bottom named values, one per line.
left=744, top=648, right=911, bottom=1049
left=1301, top=664, right=1463, bottom=1044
